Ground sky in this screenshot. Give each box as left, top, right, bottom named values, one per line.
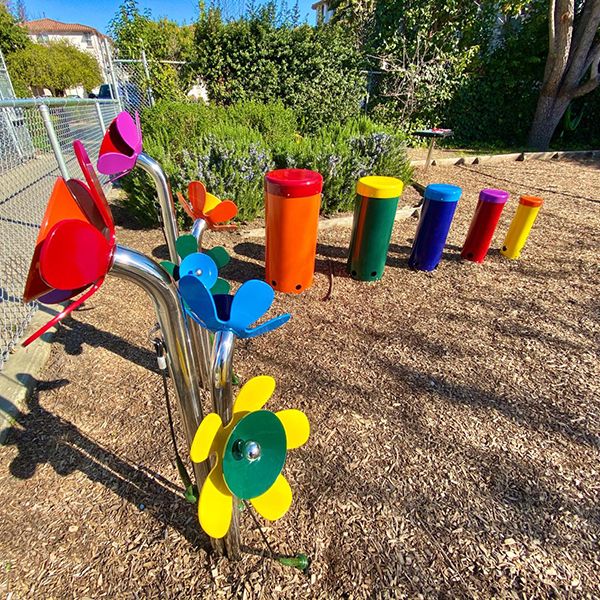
left=23, top=0, right=317, bottom=33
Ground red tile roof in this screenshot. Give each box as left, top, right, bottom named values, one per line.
left=25, top=18, right=107, bottom=39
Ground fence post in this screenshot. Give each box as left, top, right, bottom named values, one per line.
left=94, top=101, right=106, bottom=133
left=141, top=50, right=155, bottom=108
left=105, top=39, right=123, bottom=112
left=38, top=104, right=69, bottom=180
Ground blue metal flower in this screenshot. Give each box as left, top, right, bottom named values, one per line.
left=178, top=257, right=290, bottom=339
left=161, top=234, right=230, bottom=295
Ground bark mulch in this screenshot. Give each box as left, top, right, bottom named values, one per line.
left=1, top=158, right=598, bottom=599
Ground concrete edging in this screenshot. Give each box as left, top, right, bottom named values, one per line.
left=241, top=204, right=418, bottom=238
left=0, top=308, right=59, bottom=444
left=410, top=148, right=600, bottom=168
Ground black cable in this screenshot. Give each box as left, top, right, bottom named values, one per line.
left=243, top=499, right=277, bottom=559
left=152, top=337, right=197, bottom=503
left=243, top=499, right=310, bottom=572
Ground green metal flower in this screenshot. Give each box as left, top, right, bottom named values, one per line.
left=160, top=234, right=230, bottom=295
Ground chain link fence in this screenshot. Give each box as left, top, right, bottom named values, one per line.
left=0, top=98, right=119, bottom=369
left=109, top=51, right=189, bottom=116
left=0, top=42, right=187, bottom=369
left=112, top=54, right=155, bottom=115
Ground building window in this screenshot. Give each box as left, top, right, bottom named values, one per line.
left=37, top=34, right=49, bottom=43
left=83, top=33, right=93, bottom=48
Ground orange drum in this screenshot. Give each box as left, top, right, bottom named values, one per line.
left=264, top=169, right=323, bottom=293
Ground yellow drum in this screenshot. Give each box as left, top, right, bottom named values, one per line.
left=500, top=195, right=543, bottom=259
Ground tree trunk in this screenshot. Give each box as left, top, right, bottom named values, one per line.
left=527, top=92, right=570, bottom=150
left=528, top=0, right=600, bottom=150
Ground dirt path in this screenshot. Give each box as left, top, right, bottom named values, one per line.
left=1, top=159, right=598, bottom=599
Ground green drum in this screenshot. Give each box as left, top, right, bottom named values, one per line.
left=347, top=176, right=405, bottom=281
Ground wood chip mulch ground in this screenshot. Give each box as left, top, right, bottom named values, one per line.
left=1, top=158, right=599, bottom=599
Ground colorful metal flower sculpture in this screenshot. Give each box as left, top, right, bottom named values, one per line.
left=22, top=142, right=116, bottom=346
left=177, top=181, right=238, bottom=231
left=178, top=257, right=290, bottom=339
left=97, top=111, right=142, bottom=178
left=190, top=375, right=309, bottom=538
left=159, top=234, right=231, bottom=295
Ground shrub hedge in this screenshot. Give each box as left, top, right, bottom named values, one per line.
left=192, top=9, right=366, bottom=133
left=120, top=100, right=412, bottom=226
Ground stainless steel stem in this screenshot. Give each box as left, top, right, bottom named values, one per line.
left=111, top=245, right=205, bottom=445
left=211, top=330, right=241, bottom=559
left=136, top=152, right=212, bottom=390
left=189, top=217, right=213, bottom=389
left=191, top=218, right=209, bottom=250
left=111, top=244, right=225, bottom=553
left=137, top=152, right=179, bottom=263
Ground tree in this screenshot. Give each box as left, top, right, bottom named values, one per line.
left=0, top=4, right=30, bottom=56
left=330, top=0, right=502, bottom=128
left=109, top=0, right=194, bottom=100
left=528, top=0, right=600, bottom=149
left=14, top=0, right=26, bottom=22
left=7, top=41, right=102, bottom=96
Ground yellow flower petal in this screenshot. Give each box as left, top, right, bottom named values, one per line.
left=190, top=413, right=222, bottom=463
left=204, top=192, right=221, bottom=213
left=276, top=409, right=310, bottom=449
left=233, top=375, right=275, bottom=415
left=198, top=462, right=232, bottom=538
left=250, top=474, right=292, bottom=521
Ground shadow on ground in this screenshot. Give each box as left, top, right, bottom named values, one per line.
left=1, top=377, right=209, bottom=550
left=52, top=315, right=158, bottom=373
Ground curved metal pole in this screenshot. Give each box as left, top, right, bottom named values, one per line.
left=110, top=246, right=207, bottom=473
left=137, top=152, right=179, bottom=263
left=211, top=330, right=241, bottom=559
left=136, top=152, right=212, bottom=390
left=111, top=245, right=226, bottom=553
left=190, top=217, right=213, bottom=387
left=111, top=245, right=227, bottom=554
left=191, top=218, right=209, bottom=250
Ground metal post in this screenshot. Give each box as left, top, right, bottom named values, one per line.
left=110, top=245, right=208, bottom=484
left=425, top=138, right=436, bottom=171
left=105, top=39, right=123, bottom=112
left=111, top=245, right=225, bottom=554
left=191, top=218, right=209, bottom=250
left=210, top=330, right=241, bottom=559
left=141, top=50, right=155, bottom=108
left=137, top=152, right=179, bottom=262
left=94, top=101, right=106, bottom=133
left=189, top=217, right=213, bottom=391
left=38, top=104, right=69, bottom=180
left=136, top=152, right=212, bottom=390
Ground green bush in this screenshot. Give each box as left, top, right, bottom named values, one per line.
left=120, top=100, right=412, bottom=225
left=447, top=5, right=548, bottom=147
left=272, top=118, right=412, bottom=213
left=193, top=7, right=365, bottom=133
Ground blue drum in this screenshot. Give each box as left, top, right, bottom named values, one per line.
left=408, top=183, right=462, bottom=271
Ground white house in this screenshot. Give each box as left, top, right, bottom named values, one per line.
left=311, top=1, right=334, bottom=24
left=24, top=18, right=111, bottom=95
